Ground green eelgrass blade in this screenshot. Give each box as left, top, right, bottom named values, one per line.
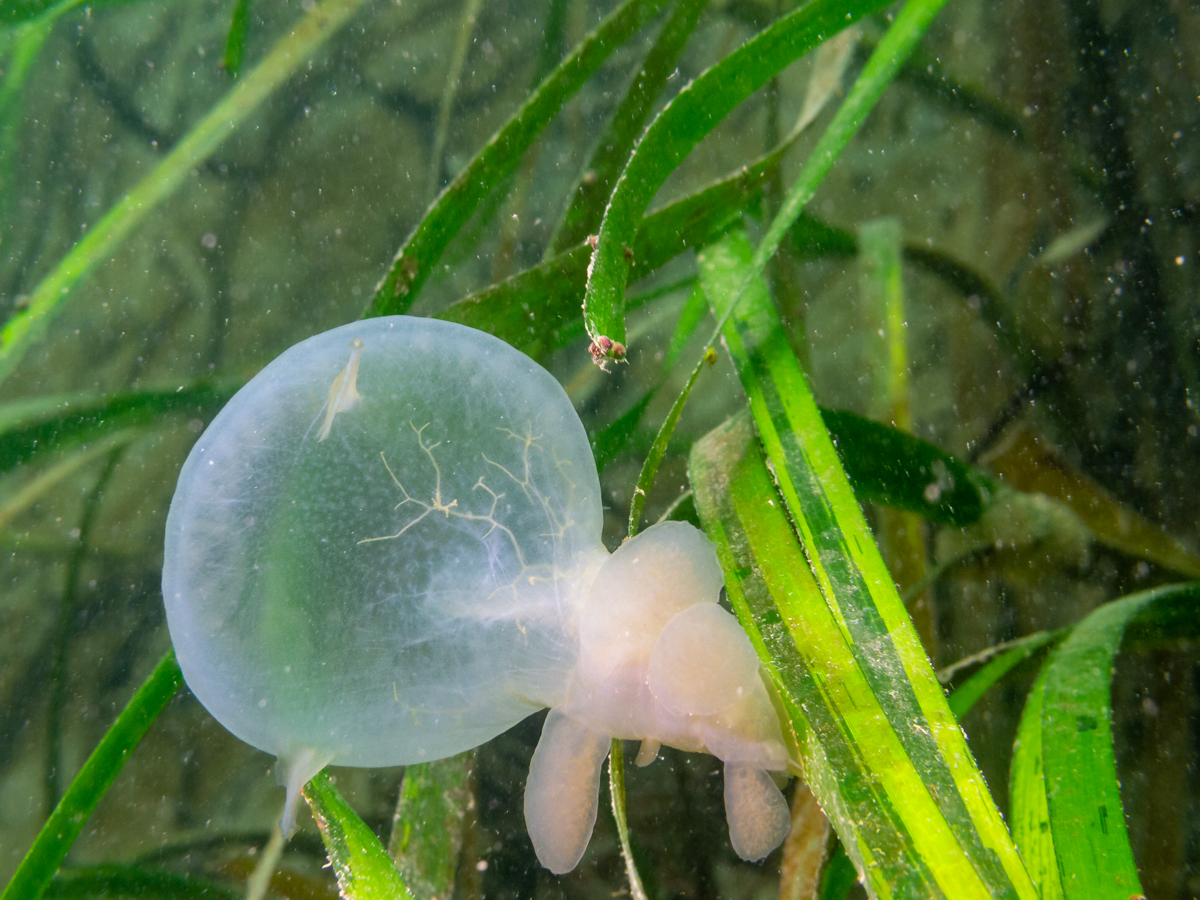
left=858, top=217, right=909, bottom=427
left=946, top=630, right=1062, bottom=719
left=549, top=0, right=709, bottom=253
left=1011, top=584, right=1200, bottom=900
left=607, top=743, right=649, bottom=900
left=626, top=347, right=709, bottom=537
left=591, top=389, right=658, bottom=474
left=0, top=0, right=165, bottom=26
left=438, top=125, right=797, bottom=361
left=1, top=651, right=184, bottom=900
left=221, top=0, right=253, bottom=77
left=0, top=0, right=371, bottom=386
left=0, top=0, right=79, bottom=26
left=691, top=411, right=1033, bottom=900
left=820, top=408, right=988, bottom=527
left=590, top=0, right=960, bottom=369
left=807, top=629, right=1059, bottom=900
left=713, top=0, right=957, bottom=376
left=304, top=771, right=416, bottom=900
left=0, top=0, right=87, bottom=229
left=42, top=865, right=238, bottom=900
left=427, top=0, right=485, bottom=200
left=582, top=0, right=892, bottom=358
left=601, top=394, right=991, bottom=527
left=622, top=280, right=713, bottom=532
left=0, top=380, right=241, bottom=477
left=608, top=283, right=712, bottom=900
left=691, top=412, right=949, bottom=898
left=816, top=845, right=859, bottom=900
left=387, top=754, right=474, bottom=900
left=1010, top=664, right=1061, bottom=900
left=0, top=0, right=181, bottom=24
left=0, top=431, right=136, bottom=531
left=694, top=227, right=1037, bottom=899
left=364, top=0, right=671, bottom=314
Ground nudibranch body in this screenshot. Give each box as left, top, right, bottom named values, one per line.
left=163, top=316, right=792, bottom=873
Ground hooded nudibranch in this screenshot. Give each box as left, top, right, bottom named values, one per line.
left=163, top=316, right=792, bottom=873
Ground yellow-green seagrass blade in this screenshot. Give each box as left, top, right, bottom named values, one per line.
left=688, top=228, right=1037, bottom=900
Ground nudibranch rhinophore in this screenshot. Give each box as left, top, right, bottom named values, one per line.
left=163, top=316, right=793, bottom=873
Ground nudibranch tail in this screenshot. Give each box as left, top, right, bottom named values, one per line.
left=318, top=337, right=365, bottom=441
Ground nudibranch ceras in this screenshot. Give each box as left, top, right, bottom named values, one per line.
left=528, top=520, right=792, bottom=873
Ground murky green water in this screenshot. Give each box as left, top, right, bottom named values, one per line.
left=2, top=0, right=1198, bottom=897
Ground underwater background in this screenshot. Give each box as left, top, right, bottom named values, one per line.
left=1, top=0, right=1198, bottom=897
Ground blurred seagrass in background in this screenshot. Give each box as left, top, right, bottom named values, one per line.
left=1, top=0, right=1199, bottom=898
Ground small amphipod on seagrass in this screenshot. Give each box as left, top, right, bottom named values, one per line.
left=163, top=316, right=793, bottom=873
